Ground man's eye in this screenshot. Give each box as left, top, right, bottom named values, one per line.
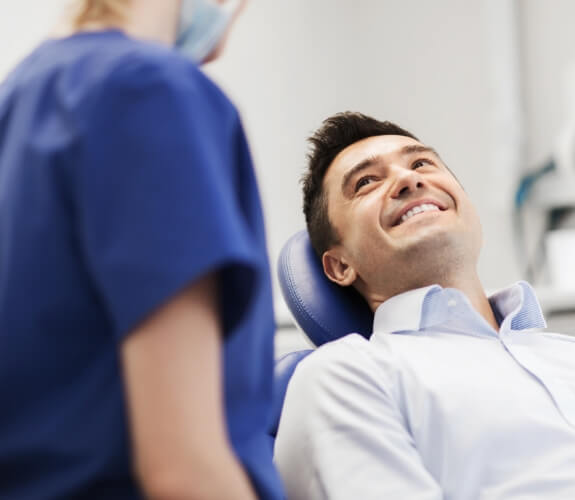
left=413, top=159, right=432, bottom=169
left=354, top=176, right=377, bottom=192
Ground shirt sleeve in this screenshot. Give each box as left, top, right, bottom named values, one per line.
left=274, top=335, right=443, bottom=500
left=74, top=53, right=259, bottom=339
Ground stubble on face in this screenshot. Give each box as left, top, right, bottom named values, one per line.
left=323, top=135, right=483, bottom=307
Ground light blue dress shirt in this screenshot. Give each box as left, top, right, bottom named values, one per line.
left=275, top=282, right=575, bottom=499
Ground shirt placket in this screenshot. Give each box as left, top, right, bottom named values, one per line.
left=499, top=329, right=575, bottom=428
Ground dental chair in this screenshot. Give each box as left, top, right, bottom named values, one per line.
left=269, top=230, right=373, bottom=443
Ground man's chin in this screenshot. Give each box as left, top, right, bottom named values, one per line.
left=395, top=228, right=468, bottom=269
left=399, top=225, right=453, bottom=250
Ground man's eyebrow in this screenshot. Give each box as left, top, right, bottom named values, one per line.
left=340, top=144, right=440, bottom=193
left=400, top=144, right=440, bottom=157
left=341, top=156, right=382, bottom=193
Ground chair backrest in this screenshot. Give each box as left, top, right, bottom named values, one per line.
left=268, top=349, right=313, bottom=442
left=269, top=230, right=373, bottom=448
left=277, top=230, right=373, bottom=346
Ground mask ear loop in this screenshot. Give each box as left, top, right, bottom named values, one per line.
left=175, top=0, right=243, bottom=63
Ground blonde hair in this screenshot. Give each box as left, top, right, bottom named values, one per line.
left=70, top=0, right=131, bottom=29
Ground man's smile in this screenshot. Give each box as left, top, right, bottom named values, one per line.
left=391, top=199, right=447, bottom=227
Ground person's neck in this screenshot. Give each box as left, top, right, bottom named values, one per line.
left=56, top=0, right=180, bottom=46
left=123, top=1, right=180, bottom=46
left=445, top=274, right=499, bottom=332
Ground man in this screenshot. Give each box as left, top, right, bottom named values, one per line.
left=0, top=1, right=282, bottom=499
left=274, top=112, right=575, bottom=499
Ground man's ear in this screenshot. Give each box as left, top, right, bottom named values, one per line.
left=322, top=248, right=357, bottom=287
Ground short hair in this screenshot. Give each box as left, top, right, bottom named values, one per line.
left=302, top=112, right=418, bottom=257
left=70, top=0, right=130, bottom=29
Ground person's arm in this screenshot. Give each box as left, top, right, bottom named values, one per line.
left=122, top=273, right=256, bottom=500
left=274, top=335, right=443, bottom=500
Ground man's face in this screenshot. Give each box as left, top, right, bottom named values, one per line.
left=321, top=134, right=483, bottom=305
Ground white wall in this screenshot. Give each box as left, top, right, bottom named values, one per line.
left=521, top=0, right=575, bottom=167
left=0, top=0, right=68, bottom=77
left=206, top=0, right=518, bottom=296
left=2, top=0, right=574, bottom=308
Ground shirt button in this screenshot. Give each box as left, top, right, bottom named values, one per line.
left=447, top=299, right=457, bottom=307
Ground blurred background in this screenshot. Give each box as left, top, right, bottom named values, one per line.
left=1, top=0, right=574, bottom=351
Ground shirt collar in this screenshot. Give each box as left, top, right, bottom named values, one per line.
left=373, top=285, right=441, bottom=334
left=489, top=280, right=547, bottom=332
left=372, top=281, right=546, bottom=335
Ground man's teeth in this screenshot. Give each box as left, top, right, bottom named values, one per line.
left=400, top=203, right=440, bottom=224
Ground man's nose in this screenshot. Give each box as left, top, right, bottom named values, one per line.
left=389, top=167, right=424, bottom=199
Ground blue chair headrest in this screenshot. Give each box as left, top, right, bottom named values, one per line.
left=277, top=230, right=373, bottom=346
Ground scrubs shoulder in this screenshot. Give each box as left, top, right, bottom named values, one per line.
left=0, top=31, right=282, bottom=499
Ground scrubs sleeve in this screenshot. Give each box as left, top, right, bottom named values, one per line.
left=75, top=55, right=259, bottom=340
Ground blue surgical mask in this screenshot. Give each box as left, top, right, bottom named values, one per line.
left=176, top=0, right=241, bottom=63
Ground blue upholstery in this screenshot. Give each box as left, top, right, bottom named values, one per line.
left=277, top=230, right=373, bottom=346
left=268, top=349, right=313, bottom=440
left=269, top=230, right=373, bottom=447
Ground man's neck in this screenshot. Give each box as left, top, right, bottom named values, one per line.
left=451, top=276, right=499, bottom=332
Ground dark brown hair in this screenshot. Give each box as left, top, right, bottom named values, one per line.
left=302, top=112, right=418, bottom=257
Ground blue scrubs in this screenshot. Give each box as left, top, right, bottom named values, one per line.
left=0, top=31, right=283, bottom=499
